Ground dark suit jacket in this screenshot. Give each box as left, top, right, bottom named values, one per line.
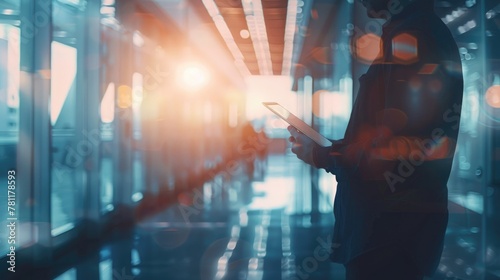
left=313, top=1, right=463, bottom=276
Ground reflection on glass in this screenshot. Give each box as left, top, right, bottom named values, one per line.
left=50, top=40, right=80, bottom=234
left=53, top=268, right=76, bottom=280
left=229, top=103, right=238, bottom=128
left=100, top=82, right=114, bottom=212
left=57, top=0, right=81, bottom=8
left=99, top=259, right=113, bottom=280
left=50, top=42, right=77, bottom=126
left=101, top=83, right=115, bottom=123
left=100, top=82, right=115, bottom=211
left=0, top=0, right=20, bottom=14
left=0, top=25, right=19, bottom=129
left=0, top=23, right=19, bottom=254
left=101, top=158, right=113, bottom=213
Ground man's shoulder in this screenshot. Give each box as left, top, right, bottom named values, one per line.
left=384, top=13, right=459, bottom=60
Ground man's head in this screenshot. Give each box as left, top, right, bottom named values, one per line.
left=359, top=0, right=391, bottom=18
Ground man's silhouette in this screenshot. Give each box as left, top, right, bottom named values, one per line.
left=288, top=0, right=463, bottom=279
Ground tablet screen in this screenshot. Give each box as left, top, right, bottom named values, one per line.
left=263, top=102, right=332, bottom=147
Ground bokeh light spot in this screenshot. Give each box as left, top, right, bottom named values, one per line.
left=178, top=192, right=193, bottom=206
left=429, top=79, right=443, bottom=93
left=240, top=29, right=250, bottom=39
left=310, top=47, right=332, bottom=64
left=409, top=76, right=422, bottom=91
left=117, top=85, right=132, bottom=108
left=101, top=83, right=115, bottom=123
left=392, top=33, right=418, bottom=64
left=177, top=63, right=210, bottom=92
left=486, top=85, right=500, bottom=108
left=354, top=33, right=383, bottom=64
left=311, top=9, right=318, bottom=19
left=418, top=63, right=438, bottom=75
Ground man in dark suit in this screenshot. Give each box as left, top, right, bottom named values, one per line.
left=288, top=0, right=463, bottom=279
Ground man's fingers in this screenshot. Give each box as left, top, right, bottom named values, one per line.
left=289, top=136, right=296, bottom=143
left=290, top=142, right=301, bottom=154
left=287, top=126, right=301, bottom=137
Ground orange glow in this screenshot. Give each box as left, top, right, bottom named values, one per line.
left=429, top=79, right=443, bottom=93
left=176, top=62, right=210, bottom=92
left=38, top=69, right=51, bottom=80
left=204, top=102, right=212, bottom=123
left=392, top=33, right=418, bottom=64
left=370, top=136, right=454, bottom=161
left=311, top=9, right=318, bottom=20
left=345, top=124, right=455, bottom=162
left=229, top=102, right=238, bottom=128
left=245, top=75, right=294, bottom=120
left=117, top=85, right=132, bottom=108
left=409, top=76, right=422, bottom=91
left=312, top=90, right=351, bottom=118
left=418, top=64, right=438, bottom=75
left=100, top=83, right=115, bottom=123
left=354, top=33, right=383, bottom=64
left=486, top=85, right=500, bottom=108
left=311, top=47, right=332, bottom=64
left=377, top=108, right=408, bottom=131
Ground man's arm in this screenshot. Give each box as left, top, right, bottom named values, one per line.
left=312, top=29, right=462, bottom=179
left=312, top=140, right=344, bottom=173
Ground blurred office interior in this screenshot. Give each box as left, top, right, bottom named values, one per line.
left=0, top=0, right=500, bottom=279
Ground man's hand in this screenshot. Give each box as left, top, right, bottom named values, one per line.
left=287, top=126, right=318, bottom=167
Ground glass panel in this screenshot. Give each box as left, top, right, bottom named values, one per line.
left=100, top=156, right=114, bottom=212
left=56, top=0, right=84, bottom=9
left=50, top=1, right=84, bottom=235
left=53, top=268, right=76, bottom=280
left=99, top=24, right=119, bottom=213
left=50, top=42, right=77, bottom=127
left=0, top=23, right=19, bottom=254
left=100, top=82, right=115, bottom=212
left=439, top=1, right=488, bottom=279
left=132, top=72, right=144, bottom=201
left=50, top=40, right=79, bottom=234
left=0, top=0, right=20, bottom=15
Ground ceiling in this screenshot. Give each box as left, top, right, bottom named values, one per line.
left=191, top=0, right=343, bottom=78
left=145, top=0, right=343, bottom=79
left=213, top=0, right=289, bottom=75
left=205, top=0, right=500, bottom=75
left=143, top=0, right=500, bottom=83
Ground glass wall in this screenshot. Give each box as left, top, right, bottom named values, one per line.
left=50, top=0, right=86, bottom=236
left=0, top=0, right=248, bottom=273
left=0, top=22, right=19, bottom=254
left=2, top=0, right=496, bottom=278
left=100, top=21, right=119, bottom=213
left=438, top=1, right=495, bottom=278
left=0, top=0, right=19, bottom=14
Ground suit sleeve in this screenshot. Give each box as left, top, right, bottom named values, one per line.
left=312, top=29, right=460, bottom=180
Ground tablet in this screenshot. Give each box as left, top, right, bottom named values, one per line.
left=263, top=102, right=332, bottom=147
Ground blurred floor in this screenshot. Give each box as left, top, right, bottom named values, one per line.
left=51, top=154, right=499, bottom=280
